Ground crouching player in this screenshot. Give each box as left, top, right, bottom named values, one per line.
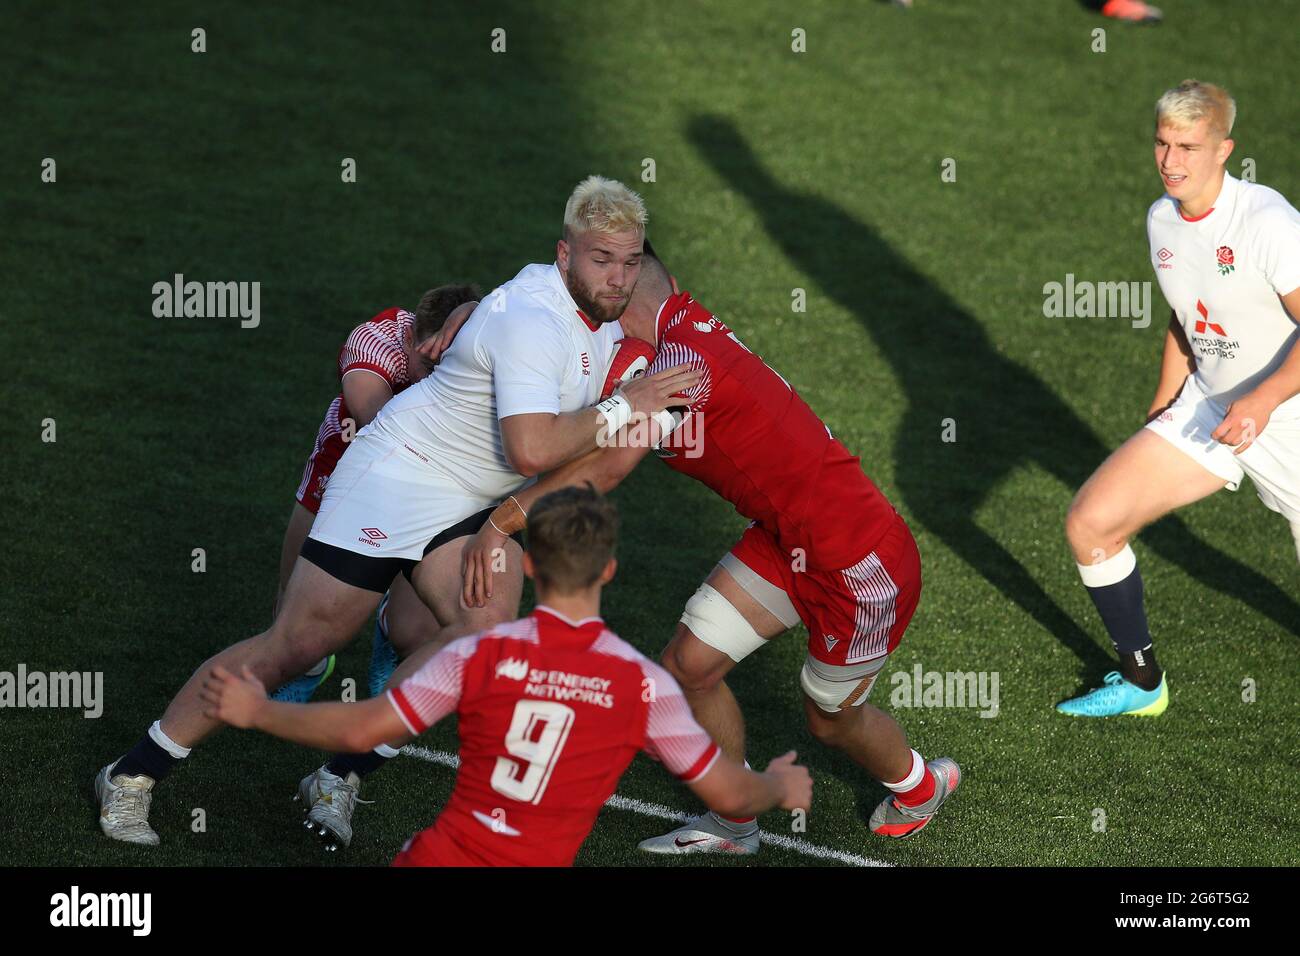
left=203, top=487, right=812, bottom=866
left=273, top=286, right=480, bottom=702
left=462, top=250, right=959, bottom=852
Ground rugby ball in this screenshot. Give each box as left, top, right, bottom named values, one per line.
left=600, top=338, right=656, bottom=400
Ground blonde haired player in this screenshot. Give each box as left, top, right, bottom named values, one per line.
left=92, top=176, right=700, bottom=847
left=1059, top=80, right=1300, bottom=718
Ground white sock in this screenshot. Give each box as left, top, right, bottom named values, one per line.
left=149, top=720, right=191, bottom=759
left=373, top=743, right=401, bottom=759
left=1291, top=520, right=1300, bottom=565
left=883, top=749, right=925, bottom=793
left=1076, top=544, right=1137, bottom=588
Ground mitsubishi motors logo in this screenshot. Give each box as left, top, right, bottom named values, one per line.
left=1194, top=299, right=1226, bottom=336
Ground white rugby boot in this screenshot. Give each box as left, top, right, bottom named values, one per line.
left=296, top=766, right=370, bottom=850
left=94, top=764, right=161, bottom=846
left=637, top=811, right=760, bottom=856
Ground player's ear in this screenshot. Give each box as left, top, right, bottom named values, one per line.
left=522, top=552, right=537, bottom=581
left=556, top=237, right=570, bottom=270
left=1218, top=137, right=1235, bottom=164
left=669, top=274, right=680, bottom=295
left=599, top=557, right=617, bottom=585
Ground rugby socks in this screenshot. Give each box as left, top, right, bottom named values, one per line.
left=326, top=743, right=400, bottom=780
left=885, top=749, right=936, bottom=808
left=1077, top=545, right=1162, bottom=691
left=112, top=720, right=191, bottom=782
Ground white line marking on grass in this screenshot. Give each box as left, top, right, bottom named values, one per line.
left=402, top=744, right=889, bottom=868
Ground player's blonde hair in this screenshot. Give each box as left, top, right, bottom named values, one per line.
left=1155, top=80, right=1236, bottom=140
left=563, top=175, right=648, bottom=239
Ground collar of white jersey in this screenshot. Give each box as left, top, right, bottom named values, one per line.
left=1175, top=171, right=1238, bottom=224
left=547, top=262, right=603, bottom=333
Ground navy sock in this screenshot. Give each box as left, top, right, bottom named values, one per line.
left=326, top=749, right=391, bottom=779
left=1084, top=563, right=1152, bottom=649
left=1119, top=645, right=1162, bottom=691
left=112, top=734, right=181, bottom=782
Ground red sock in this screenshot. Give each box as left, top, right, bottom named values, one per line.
left=894, top=768, right=935, bottom=807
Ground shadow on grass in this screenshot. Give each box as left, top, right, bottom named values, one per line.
left=684, top=114, right=1299, bottom=697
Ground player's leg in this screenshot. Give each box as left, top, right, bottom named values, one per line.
left=268, top=501, right=337, bottom=702
left=639, top=529, right=796, bottom=856
left=95, top=554, right=385, bottom=845
left=364, top=572, right=439, bottom=697
left=794, top=515, right=958, bottom=838
left=1061, top=417, right=1231, bottom=716
left=298, top=520, right=524, bottom=849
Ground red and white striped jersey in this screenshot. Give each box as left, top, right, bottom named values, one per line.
left=649, top=291, right=899, bottom=571
left=295, top=308, right=416, bottom=508
left=387, top=606, right=719, bottom=867
left=338, top=307, right=414, bottom=390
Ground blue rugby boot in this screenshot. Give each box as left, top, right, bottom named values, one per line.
left=1056, top=671, right=1168, bottom=718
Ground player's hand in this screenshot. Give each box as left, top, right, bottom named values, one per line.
left=200, top=664, right=268, bottom=729
left=1211, top=391, right=1274, bottom=455
left=416, top=300, right=478, bottom=366
left=619, top=363, right=702, bottom=418
left=764, top=750, right=813, bottom=812
left=461, top=521, right=509, bottom=609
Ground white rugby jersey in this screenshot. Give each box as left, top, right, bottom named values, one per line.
left=363, top=263, right=623, bottom=501
left=1148, top=172, right=1300, bottom=417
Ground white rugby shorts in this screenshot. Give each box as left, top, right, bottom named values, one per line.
left=1146, top=374, right=1300, bottom=522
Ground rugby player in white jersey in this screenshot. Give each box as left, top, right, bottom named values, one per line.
left=92, top=176, right=702, bottom=845
left=1059, top=80, right=1300, bottom=718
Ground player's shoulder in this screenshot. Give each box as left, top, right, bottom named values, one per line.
left=1236, top=178, right=1300, bottom=227
left=588, top=630, right=677, bottom=686
left=348, top=308, right=409, bottom=345
left=479, top=267, right=574, bottom=341
left=1146, top=193, right=1180, bottom=231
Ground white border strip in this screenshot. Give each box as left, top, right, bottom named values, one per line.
left=402, top=744, right=889, bottom=868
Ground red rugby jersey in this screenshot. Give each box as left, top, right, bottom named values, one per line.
left=650, top=291, right=898, bottom=571
left=387, top=607, right=719, bottom=867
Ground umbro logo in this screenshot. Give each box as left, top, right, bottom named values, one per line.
left=581, top=352, right=590, bottom=375
left=693, top=321, right=713, bottom=333
left=495, top=657, right=529, bottom=681
left=1157, top=247, right=1173, bottom=261
left=361, top=528, right=387, bottom=540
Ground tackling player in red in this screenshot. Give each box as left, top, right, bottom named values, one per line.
left=463, top=248, right=960, bottom=852
left=203, top=486, right=812, bottom=866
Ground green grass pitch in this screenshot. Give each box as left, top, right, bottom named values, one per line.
left=1, top=0, right=1296, bottom=867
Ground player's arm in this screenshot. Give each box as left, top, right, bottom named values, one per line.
left=461, top=440, right=650, bottom=607
left=200, top=665, right=411, bottom=753
left=341, top=370, right=395, bottom=430
left=1146, top=309, right=1195, bottom=422
left=1211, top=286, right=1300, bottom=453
left=687, top=750, right=812, bottom=819
left=499, top=365, right=699, bottom=477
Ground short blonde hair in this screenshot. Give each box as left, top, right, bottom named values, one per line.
left=1155, top=79, right=1236, bottom=139
left=563, top=175, right=647, bottom=239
